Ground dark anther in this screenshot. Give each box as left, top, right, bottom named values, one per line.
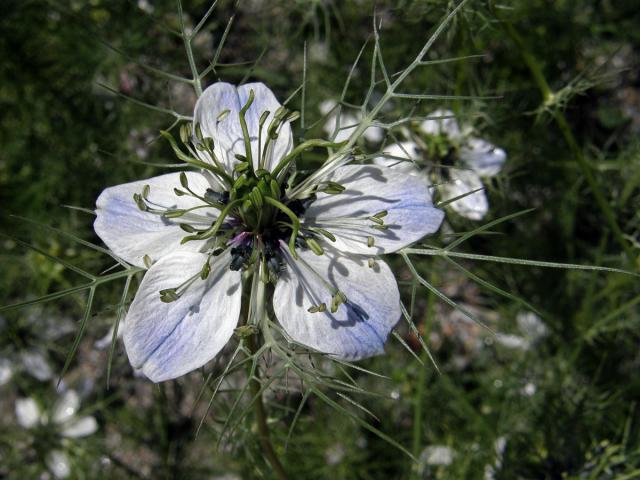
left=205, top=189, right=230, bottom=204
left=441, top=147, right=457, bottom=167
left=262, top=237, right=285, bottom=279
left=267, top=256, right=282, bottom=276
left=263, top=240, right=276, bottom=258
left=230, top=244, right=251, bottom=271
left=287, top=194, right=316, bottom=217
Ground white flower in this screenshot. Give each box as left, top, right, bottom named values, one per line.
left=374, top=120, right=505, bottom=220
left=416, top=109, right=507, bottom=220
left=94, top=82, right=444, bottom=382
left=15, top=390, right=98, bottom=479
left=320, top=100, right=384, bottom=144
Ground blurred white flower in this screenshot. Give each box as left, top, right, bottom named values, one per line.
left=421, top=445, right=455, bottom=466
left=308, top=41, right=329, bottom=63
left=324, top=443, right=345, bottom=466
left=495, top=311, right=547, bottom=352
left=420, top=110, right=507, bottom=220
left=442, top=168, right=489, bottom=221
left=373, top=109, right=505, bottom=220
left=516, top=311, right=548, bottom=340
left=421, top=109, right=507, bottom=220
left=522, top=382, right=537, bottom=396
left=14, top=390, right=98, bottom=479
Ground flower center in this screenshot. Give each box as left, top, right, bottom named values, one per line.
left=131, top=89, right=387, bottom=305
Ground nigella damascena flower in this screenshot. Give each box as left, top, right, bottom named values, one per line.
left=376, top=109, right=507, bottom=220
left=94, top=82, right=444, bottom=382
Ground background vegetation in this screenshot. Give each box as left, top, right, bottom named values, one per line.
left=1, top=0, right=639, bottom=478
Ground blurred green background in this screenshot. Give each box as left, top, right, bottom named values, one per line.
left=1, top=0, right=639, bottom=478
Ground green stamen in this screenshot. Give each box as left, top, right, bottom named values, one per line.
left=306, top=238, right=324, bottom=256
left=263, top=196, right=301, bottom=259
left=239, top=89, right=255, bottom=172
left=181, top=198, right=244, bottom=244
left=308, top=303, right=327, bottom=313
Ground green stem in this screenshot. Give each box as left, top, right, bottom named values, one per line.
left=491, top=3, right=635, bottom=265
left=247, top=336, right=288, bottom=480
left=178, top=0, right=202, bottom=97
left=410, top=270, right=437, bottom=479
left=246, top=270, right=289, bottom=480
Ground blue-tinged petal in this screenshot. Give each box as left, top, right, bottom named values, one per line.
left=123, top=251, right=242, bottom=382
left=273, top=245, right=400, bottom=360
left=373, top=141, right=422, bottom=175
left=94, top=172, right=216, bottom=268
left=440, top=168, right=488, bottom=220
left=193, top=82, right=242, bottom=174
left=194, top=82, right=292, bottom=174
left=459, top=137, right=506, bottom=177
left=304, top=164, right=444, bottom=254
